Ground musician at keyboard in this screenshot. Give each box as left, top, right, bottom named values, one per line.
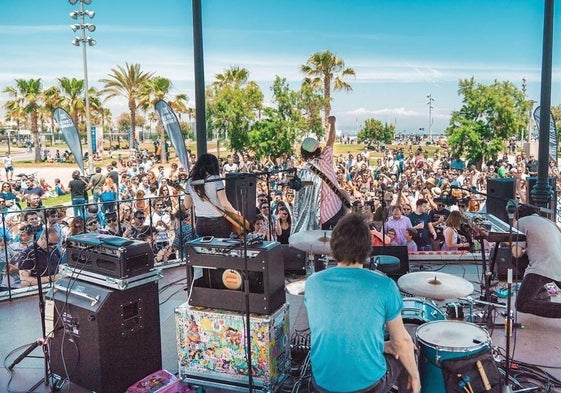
left=514, top=204, right=561, bottom=318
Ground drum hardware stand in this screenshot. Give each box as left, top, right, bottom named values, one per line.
left=237, top=176, right=255, bottom=392
left=501, top=203, right=539, bottom=393
left=459, top=296, right=508, bottom=326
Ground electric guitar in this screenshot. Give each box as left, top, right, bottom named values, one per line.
left=308, top=164, right=353, bottom=209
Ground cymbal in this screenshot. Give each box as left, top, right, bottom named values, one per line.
left=286, top=280, right=306, bottom=296
left=289, top=230, right=332, bottom=255
left=398, top=272, right=474, bottom=300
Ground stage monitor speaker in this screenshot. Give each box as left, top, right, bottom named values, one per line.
left=282, top=244, right=306, bottom=276
left=186, top=238, right=285, bottom=314
left=526, top=176, right=557, bottom=221
left=494, top=246, right=529, bottom=281
left=486, top=178, right=516, bottom=223
left=226, top=172, right=257, bottom=223
left=48, top=278, right=162, bottom=393
left=368, top=246, right=409, bottom=280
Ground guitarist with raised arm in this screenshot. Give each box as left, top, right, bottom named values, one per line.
left=292, top=116, right=347, bottom=235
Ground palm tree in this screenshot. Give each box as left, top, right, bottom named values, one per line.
left=212, top=65, right=249, bottom=89
left=300, top=50, right=356, bottom=126
left=57, top=77, right=87, bottom=127
left=100, top=63, right=153, bottom=150
left=139, top=76, right=172, bottom=162
left=42, top=86, right=62, bottom=145
left=6, top=79, right=43, bottom=162
left=2, top=86, right=26, bottom=133
left=169, top=93, right=189, bottom=121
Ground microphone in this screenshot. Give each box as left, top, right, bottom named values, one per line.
left=190, top=179, right=205, bottom=185
left=506, top=199, right=518, bottom=220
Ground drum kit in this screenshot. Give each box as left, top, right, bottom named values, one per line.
left=287, top=229, right=500, bottom=393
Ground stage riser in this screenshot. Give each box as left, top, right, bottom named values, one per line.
left=176, top=302, right=290, bottom=391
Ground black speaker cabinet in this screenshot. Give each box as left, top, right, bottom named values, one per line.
left=486, top=178, right=516, bottom=223
left=226, top=172, right=257, bottom=223
left=282, top=244, right=306, bottom=275
left=48, top=278, right=162, bottom=393
left=369, top=246, right=409, bottom=280
left=186, top=238, right=285, bottom=314
left=494, top=246, right=529, bottom=281
left=526, top=176, right=557, bottom=221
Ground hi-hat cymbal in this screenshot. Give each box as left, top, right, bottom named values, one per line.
left=289, top=230, right=332, bottom=255
left=398, top=272, right=474, bottom=300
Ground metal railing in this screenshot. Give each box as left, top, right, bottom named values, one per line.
left=0, top=193, right=194, bottom=301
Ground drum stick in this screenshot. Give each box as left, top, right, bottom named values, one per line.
left=457, top=379, right=470, bottom=393
left=476, top=360, right=492, bottom=391
left=463, top=375, right=475, bottom=393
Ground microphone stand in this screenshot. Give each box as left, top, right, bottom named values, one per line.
left=190, top=173, right=256, bottom=391
left=239, top=182, right=254, bottom=392
left=452, top=186, right=515, bottom=304
left=8, top=225, right=56, bottom=392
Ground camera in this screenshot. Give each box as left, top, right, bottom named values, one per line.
left=26, top=223, right=43, bottom=235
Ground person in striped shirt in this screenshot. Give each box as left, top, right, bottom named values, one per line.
left=292, top=116, right=347, bottom=234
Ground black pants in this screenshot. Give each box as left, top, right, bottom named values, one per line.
left=195, top=216, right=231, bottom=238
left=516, top=273, right=561, bottom=318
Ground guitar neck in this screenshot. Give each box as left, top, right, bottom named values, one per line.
left=308, top=165, right=351, bottom=208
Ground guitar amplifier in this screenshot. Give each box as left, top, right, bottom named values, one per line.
left=186, top=238, right=285, bottom=315
left=66, top=234, right=154, bottom=279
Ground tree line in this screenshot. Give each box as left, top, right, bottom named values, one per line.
left=2, top=50, right=558, bottom=165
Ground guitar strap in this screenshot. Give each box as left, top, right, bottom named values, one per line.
left=308, top=164, right=352, bottom=209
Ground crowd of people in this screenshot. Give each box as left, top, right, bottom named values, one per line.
left=0, top=128, right=559, bottom=294
left=1, top=122, right=561, bottom=391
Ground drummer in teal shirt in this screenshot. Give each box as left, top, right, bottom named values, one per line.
left=304, top=213, right=420, bottom=393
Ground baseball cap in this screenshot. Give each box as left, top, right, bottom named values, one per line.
left=301, top=137, right=320, bottom=153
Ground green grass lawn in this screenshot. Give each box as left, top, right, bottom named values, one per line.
left=42, top=194, right=72, bottom=207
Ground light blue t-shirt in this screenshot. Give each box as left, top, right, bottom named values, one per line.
left=304, top=267, right=403, bottom=392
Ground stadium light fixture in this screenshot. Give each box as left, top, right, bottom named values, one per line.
left=68, top=0, right=96, bottom=174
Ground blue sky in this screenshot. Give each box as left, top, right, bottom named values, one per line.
left=0, top=0, right=559, bottom=135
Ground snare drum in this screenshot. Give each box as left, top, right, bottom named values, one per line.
left=402, top=297, right=446, bottom=325
left=416, top=320, right=491, bottom=393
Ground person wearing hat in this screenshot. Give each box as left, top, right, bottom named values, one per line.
left=292, top=116, right=346, bottom=234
